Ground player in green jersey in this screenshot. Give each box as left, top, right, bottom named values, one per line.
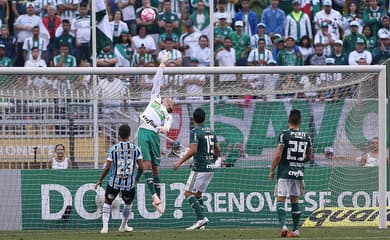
left=269, top=109, right=312, bottom=237
left=173, top=108, right=221, bottom=230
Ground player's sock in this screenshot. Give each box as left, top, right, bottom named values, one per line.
left=291, top=202, right=301, bottom=231
left=153, top=175, right=161, bottom=198
left=121, top=204, right=131, bottom=227
left=144, top=170, right=156, bottom=195
left=276, top=201, right=286, bottom=228
left=102, top=203, right=111, bottom=230
left=188, top=195, right=204, bottom=220
left=197, top=196, right=205, bottom=210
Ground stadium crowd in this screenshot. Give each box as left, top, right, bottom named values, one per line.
left=0, top=0, right=388, bottom=94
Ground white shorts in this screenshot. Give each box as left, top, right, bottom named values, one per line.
left=275, top=178, right=305, bottom=197
left=185, top=171, right=214, bottom=193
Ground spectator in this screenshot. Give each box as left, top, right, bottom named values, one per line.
left=42, top=4, right=61, bottom=66
left=343, top=20, right=367, bottom=56
left=158, top=0, right=186, bottom=21
left=362, top=0, right=386, bottom=38
left=54, top=19, right=76, bottom=57
left=110, top=10, right=129, bottom=45
left=97, top=76, right=127, bottom=121
left=158, top=21, right=179, bottom=50
left=136, top=0, right=159, bottom=44
left=249, top=0, right=268, bottom=19
left=215, top=37, right=236, bottom=82
left=324, top=147, right=334, bottom=161
left=57, top=0, right=80, bottom=21
left=133, top=43, right=155, bottom=67
left=277, top=36, right=302, bottom=66
left=313, top=0, right=343, bottom=40
left=48, top=144, right=72, bottom=169
left=0, top=25, right=17, bottom=64
left=348, top=37, right=373, bottom=64
left=234, top=0, right=258, bottom=36
left=342, top=1, right=363, bottom=36
left=250, top=23, right=272, bottom=50
left=314, top=21, right=335, bottom=56
left=214, top=1, right=234, bottom=26
left=0, top=1, right=8, bottom=28
left=191, top=34, right=210, bottom=66
left=13, top=2, right=41, bottom=66
left=97, top=44, right=118, bottom=67
left=23, top=25, right=47, bottom=62
left=359, top=137, right=380, bottom=167
left=284, top=0, right=312, bottom=43
left=372, top=32, right=390, bottom=64
left=262, top=60, right=279, bottom=101
left=229, top=20, right=251, bottom=66
left=298, top=35, right=314, bottom=65
left=132, top=25, right=157, bottom=56
left=190, top=0, right=209, bottom=12
left=319, top=57, right=342, bottom=100
left=309, top=43, right=326, bottom=65
left=330, top=39, right=348, bottom=65
left=158, top=0, right=180, bottom=36
left=377, top=15, right=390, bottom=40
left=12, top=0, right=30, bottom=19
left=182, top=58, right=205, bottom=100
left=158, top=37, right=182, bottom=66
left=362, top=24, right=378, bottom=52
left=214, top=12, right=232, bottom=51
left=0, top=43, right=12, bottom=66
left=189, top=0, right=210, bottom=36
left=116, top=0, right=137, bottom=36
left=179, top=19, right=201, bottom=66
left=247, top=37, right=273, bottom=66
left=114, top=31, right=135, bottom=67
left=261, top=0, right=285, bottom=37
left=53, top=42, right=76, bottom=90
left=71, top=1, right=91, bottom=66
left=35, top=0, right=58, bottom=18
left=25, top=46, right=50, bottom=89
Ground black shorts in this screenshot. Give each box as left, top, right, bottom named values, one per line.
left=105, top=184, right=136, bottom=205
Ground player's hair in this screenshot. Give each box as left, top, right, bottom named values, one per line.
left=62, top=19, right=70, bottom=25
left=118, top=124, right=131, bottom=139
left=193, top=108, right=206, bottom=124
left=55, top=144, right=65, bottom=151
left=288, top=109, right=302, bottom=125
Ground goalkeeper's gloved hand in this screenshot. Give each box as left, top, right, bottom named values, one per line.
left=157, top=126, right=169, bottom=134
left=160, top=52, right=170, bottom=64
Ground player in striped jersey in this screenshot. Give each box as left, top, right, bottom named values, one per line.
left=95, top=124, right=143, bottom=234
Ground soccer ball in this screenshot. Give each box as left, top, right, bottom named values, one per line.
left=141, top=8, right=156, bottom=22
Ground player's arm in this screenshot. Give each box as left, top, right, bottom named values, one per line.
left=95, top=160, right=112, bottom=189
left=173, top=143, right=197, bottom=170
left=150, top=54, right=169, bottom=100
left=269, top=144, right=283, bottom=181
left=67, top=158, right=73, bottom=169
left=304, top=146, right=313, bottom=163
left=158, top=113, right=173, bottom=134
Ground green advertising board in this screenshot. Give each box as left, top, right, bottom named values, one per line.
left=21, top=167, right=388, bottom=230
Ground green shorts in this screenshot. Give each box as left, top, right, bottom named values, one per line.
left=137, top=128, right=161, bottom=166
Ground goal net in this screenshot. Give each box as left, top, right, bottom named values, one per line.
left=0, top=65, right=387, bottom=231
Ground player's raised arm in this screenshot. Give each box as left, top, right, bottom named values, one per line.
left=150, top=54, right=169, bottom=100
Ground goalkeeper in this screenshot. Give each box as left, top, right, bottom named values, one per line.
left=137, top=54, right=174, bottom=214
left=269, top=109, right=312, bottom=238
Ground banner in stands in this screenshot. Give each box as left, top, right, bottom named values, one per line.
left=21, top=167, right=389, bottom=229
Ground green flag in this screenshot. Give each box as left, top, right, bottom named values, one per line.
left=96, top=0, right=112, bottom=53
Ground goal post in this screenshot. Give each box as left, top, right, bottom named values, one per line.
left=0, top=65, right=387, bottom=230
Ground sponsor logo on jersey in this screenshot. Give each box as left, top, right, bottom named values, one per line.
left=288, top=170, right=304, bottom=177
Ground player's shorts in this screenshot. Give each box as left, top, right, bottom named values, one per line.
left=185, top=170, right=214, bottom=193
left=137, top=128, right=161, bottom=166
left=105, top=184, right=136, bottom=204
left=274, top=178, right=305, bottom=197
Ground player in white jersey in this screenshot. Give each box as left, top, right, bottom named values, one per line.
left=137, top=54, right=173, bottom=214
left=95, top=124, right=143, bottom=234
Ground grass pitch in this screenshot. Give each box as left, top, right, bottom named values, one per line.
left=1, top=228, right=390, bottom=240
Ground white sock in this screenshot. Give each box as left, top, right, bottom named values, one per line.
left=121, top=204, right=131, bottom=227
left=102, top=203, right=111, bottom=229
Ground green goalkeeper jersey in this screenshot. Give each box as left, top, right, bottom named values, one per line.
left=190, top=124, right=218, bottom=172
left=276, top=128, right=312, bottom=180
